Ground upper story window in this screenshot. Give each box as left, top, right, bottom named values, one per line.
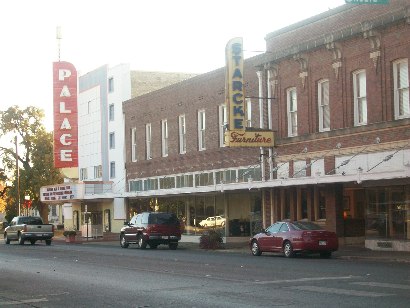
left=178, top=114, right=186, bottom=154
left=94, top=165, right=102, bottom=179
left=198, top=109, right=206, bottom=151
left=109, top=104, right=114, bottom=121
left=108, top=77, right=114, bottom=93
left=246, top=98, right=252, bottom=127
left=219, top=104, right=227, bottom=147
left=80, top=168, right=88, bottom=181
left=393, top=59, right=409, bottom=119
left=353, top=70, right=367, bottom=126
left=110, top=161, right=116, bottom=178
left=146, top=123, right=152, bottom=159
left=287, top=88, right=298, bottom=137
left=161, top=119, right=168, bottom=157
left=318, top=79, right=330, bottom=132
left=131, top=127, right=137, bottom=162
left=109, top=132, right=115, bottom=149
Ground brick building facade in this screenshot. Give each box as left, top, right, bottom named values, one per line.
left=123, top=0, right=410, bottom=250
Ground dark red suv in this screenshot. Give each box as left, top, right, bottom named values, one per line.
left=120, top=212, right=181, bottom=250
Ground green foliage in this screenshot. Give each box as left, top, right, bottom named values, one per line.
left=199, top=229, right=224, bottom=250
left=63, top=230, right=77, bottom=237
left=0, top=105, right=63, bottom=221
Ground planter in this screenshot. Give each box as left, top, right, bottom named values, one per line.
left=65, top=235, right=76, bottom=243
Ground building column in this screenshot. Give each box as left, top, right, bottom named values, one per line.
left=256, top=70, right=265, bottom=181
left=326, top=184, right=344, bottom=236
left=296, top=187, right=302, bottom=220
left=307, top=188, right=313, bottom=221
left=270, top=188, right=275, bottom=224
left=280, top=189, right=285, bottom=220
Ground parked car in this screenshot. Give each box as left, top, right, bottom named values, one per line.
left=4, top=216, right=54, bottom=245
left=249, top=221, right=338, bottom=258
left=120, top=212, right=181, bottom=250
left=199, top=216, right=226, bottom=228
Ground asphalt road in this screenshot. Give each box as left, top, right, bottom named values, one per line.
left=0, top=241, right=409, bottom=307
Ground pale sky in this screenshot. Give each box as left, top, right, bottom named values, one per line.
left=0, top=0, right=345, bottom=132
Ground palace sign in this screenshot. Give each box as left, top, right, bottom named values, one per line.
left=53, top=62, right=78, bottom=168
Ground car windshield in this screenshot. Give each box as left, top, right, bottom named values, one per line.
left=290, top=221, right=323, bottom=231
left=148, top=213, right=179, bottom=225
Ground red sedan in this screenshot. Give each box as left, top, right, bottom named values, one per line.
left=249, top=221, right=338, bottom=258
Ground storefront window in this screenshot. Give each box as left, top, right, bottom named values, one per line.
left=365, top=186, right=409, bottom=240
left=127, top=191, right=262, bottom=237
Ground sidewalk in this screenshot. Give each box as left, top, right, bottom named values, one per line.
left=49, top=234, right=410, bottom=264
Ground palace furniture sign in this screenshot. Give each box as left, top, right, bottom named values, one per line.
left=53, top=61, right=78, bottom=168
left=224, top=38, right=274, bottom=147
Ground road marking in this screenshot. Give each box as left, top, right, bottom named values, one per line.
left=0, top=298, right=48, bottom=305
left=254, top=275, right=357, bottom=284
left=288, top=286, right=393, bottom=297
left=351, top=282, right=410, bottom=290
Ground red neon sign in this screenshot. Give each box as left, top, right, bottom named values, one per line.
left=53, top=62, right=78, bottom=168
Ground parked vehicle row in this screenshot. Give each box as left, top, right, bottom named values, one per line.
left=3, top=214, right=338, bottom=260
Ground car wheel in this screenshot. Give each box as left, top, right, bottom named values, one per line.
left=45, top=240, right=51, bottom=246
left=251, top=240, right=262, bottom=256
left=138, top=235, right=147, bottom=249
left=120, top=234, right=129, bottom=248
left=18, top=233, right=25, bottom=245
left=320, top=251, right=332, bottom=258
left=169, top=242, right=178, bottom=250
left=4, top=234, right=10, bottom=244
left=283, top=241, right=294, bottom=258
left=150, top=244, right=158, bottom=249
left=30, top=240, right=36, bottom=245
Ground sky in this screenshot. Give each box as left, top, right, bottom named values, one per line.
left=0, top=0, right=346, bottom=132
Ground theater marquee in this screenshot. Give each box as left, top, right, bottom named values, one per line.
left=53, top=61, right=78, bottom=168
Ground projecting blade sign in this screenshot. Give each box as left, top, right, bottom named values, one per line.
left=52, top=62, right=79, bottom=168
left=224, top=37, right=274, bottom=147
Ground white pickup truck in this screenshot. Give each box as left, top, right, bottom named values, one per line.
left=4, top=216, right=54, bottom=245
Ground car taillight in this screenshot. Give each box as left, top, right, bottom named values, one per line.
left=302, top=231, right=311, bottom=239
left=52, top=225, right=55, bottom=232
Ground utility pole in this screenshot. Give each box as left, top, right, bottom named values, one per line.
left=15, top=135, right=21, bottom=216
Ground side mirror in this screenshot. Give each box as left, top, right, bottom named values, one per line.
left=123, top=221, right=129, bottom=226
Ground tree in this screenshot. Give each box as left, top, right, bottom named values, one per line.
left=0, top=105, right=63, bottom=222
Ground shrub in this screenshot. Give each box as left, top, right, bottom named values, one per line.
left=199, top=229, right=223, bottom=249
left=63, top=230, right=77, bottom=237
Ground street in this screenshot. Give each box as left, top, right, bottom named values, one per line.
left=0, top=241, right=409, bottom=307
